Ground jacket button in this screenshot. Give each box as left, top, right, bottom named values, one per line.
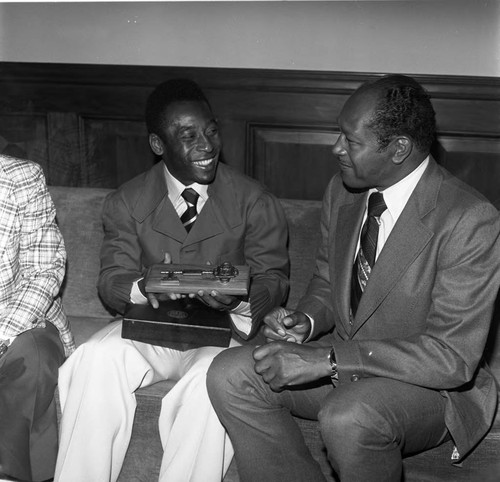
left=350, top=374, right=360, bottom=382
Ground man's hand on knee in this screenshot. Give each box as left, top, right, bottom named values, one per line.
left=252, top=342, right=331, bottom=392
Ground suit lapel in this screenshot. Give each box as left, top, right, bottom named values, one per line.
left=151, top=198, right=187, bottom=242
left=184, top=200, right=224, bottom=245
left=333, top=191, right=367, bottom=332
left=351, top=204, right=434, bottom=335
left=130, top=162, right=186, bottom=242
left=136, top=163, right=242, bottom=247
left=186, top=165, right=242, bottom=246
left=350, top=158, right=442, bottom=336
left=131, top=163, right=242, bottom=246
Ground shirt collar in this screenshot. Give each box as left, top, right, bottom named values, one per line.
left=371, top=156, right=429, bottom=222
left=163, top=164, right=209, bottom=205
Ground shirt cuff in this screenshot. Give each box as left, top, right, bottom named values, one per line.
left=130, top=278, right=148, bottom=304
left=303, top=313, right=315, bottom=343
left=230, top=301, right=252, bottom=337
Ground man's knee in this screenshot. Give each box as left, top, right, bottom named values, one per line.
left=187, top=345, right=225, bottom=373
left=1, top=328, right=62, bottom=423
left=206, top=346, right=254, bottom=408
left=318, top=388, right=396, bottom=455
left=12, top=326, right=63, bottom=379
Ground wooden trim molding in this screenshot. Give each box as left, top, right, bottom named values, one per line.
left=2, top=62, right=499, bottom=99
left=1, top=62, right=499, bottom=202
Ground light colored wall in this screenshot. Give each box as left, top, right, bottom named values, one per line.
left=0, top=1, right=498, bottom=77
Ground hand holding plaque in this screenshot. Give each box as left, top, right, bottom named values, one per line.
left=145, top=261, right=250, bottom=296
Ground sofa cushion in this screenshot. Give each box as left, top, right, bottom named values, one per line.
left=49, top=187, right=500, bottom=482
left=67, top=316, right=115, bottom=347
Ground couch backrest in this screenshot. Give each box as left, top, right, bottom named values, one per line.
left=48, top=186, right=499, bottom=391
left=280, top=199, right=322, bottom=308
left=49, top=186, right=112, bottom=320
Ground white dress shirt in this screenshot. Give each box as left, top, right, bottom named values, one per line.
left=361, top=156, right=429, bottom=260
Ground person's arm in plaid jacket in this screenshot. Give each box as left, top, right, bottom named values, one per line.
left=0, top=157, right=74, bottom=355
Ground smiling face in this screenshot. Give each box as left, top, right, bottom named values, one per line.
left=332, top=90, right=397, bottom=191
left=150, top=100, right=221, bottom=185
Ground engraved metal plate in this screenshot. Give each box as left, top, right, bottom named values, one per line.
left=145, top=261, right=249, bottom=295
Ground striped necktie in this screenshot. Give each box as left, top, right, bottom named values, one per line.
left=350, top=192, right=387, bottom=316
left=180, top=188, right=199, bottom=232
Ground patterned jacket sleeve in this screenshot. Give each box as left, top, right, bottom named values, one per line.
left=0, top=162, right=68, bottom=342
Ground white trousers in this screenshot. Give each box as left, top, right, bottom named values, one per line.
left=54, top=320, right=234, bottom=482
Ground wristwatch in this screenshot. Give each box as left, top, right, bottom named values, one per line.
left=328, top=346, right=338, bottom=381
left=0, top=340, right=9, bottom=358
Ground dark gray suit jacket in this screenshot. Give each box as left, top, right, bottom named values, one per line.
left=98, top=162, right=290, bottom=338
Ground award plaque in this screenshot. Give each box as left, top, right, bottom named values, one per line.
left=122, top=298, right=231, bottom=350
left=145, top=261, right=249, bottom=296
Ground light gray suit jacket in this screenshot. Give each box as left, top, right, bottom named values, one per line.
left=298, top=157, right=500, bottom=459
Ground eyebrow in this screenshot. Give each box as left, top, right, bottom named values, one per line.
left=168, top=119, right=218, bottom=133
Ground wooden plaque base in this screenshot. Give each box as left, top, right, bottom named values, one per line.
left=122, top=299, right=231, bottom=350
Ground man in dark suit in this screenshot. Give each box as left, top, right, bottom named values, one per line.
left=207, top=74, right=500, bottom=481
left=55, top=79, right=289, bottom=482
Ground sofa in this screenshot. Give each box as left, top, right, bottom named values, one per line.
left=50, top=185, right=500, bottom=482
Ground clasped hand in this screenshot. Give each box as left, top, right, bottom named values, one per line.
left=146, top=253, right=239, bottom=311
left=262, top=307, right=311, bottom=344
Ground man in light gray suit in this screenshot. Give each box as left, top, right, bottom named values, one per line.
left=207, top=74, right=500, bottom=482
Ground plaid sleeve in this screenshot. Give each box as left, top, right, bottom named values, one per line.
left=0, top=162, right=67, bottom=340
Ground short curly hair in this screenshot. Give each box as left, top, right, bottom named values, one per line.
left=361, top=75, right=436, bottom=153
left=145, top=78, right=211, bottom=136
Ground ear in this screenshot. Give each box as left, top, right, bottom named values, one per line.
left=149, top=133, right=164, bottom=156
left=392, top=136, right=412, bottom=165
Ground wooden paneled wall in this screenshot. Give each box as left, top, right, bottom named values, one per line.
left=1, top=62, right=499, bottom=203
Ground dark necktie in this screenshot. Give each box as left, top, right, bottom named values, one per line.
left=350, top=192, right=387, bottom=316
left=180, top=188, right=199, bottom=232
